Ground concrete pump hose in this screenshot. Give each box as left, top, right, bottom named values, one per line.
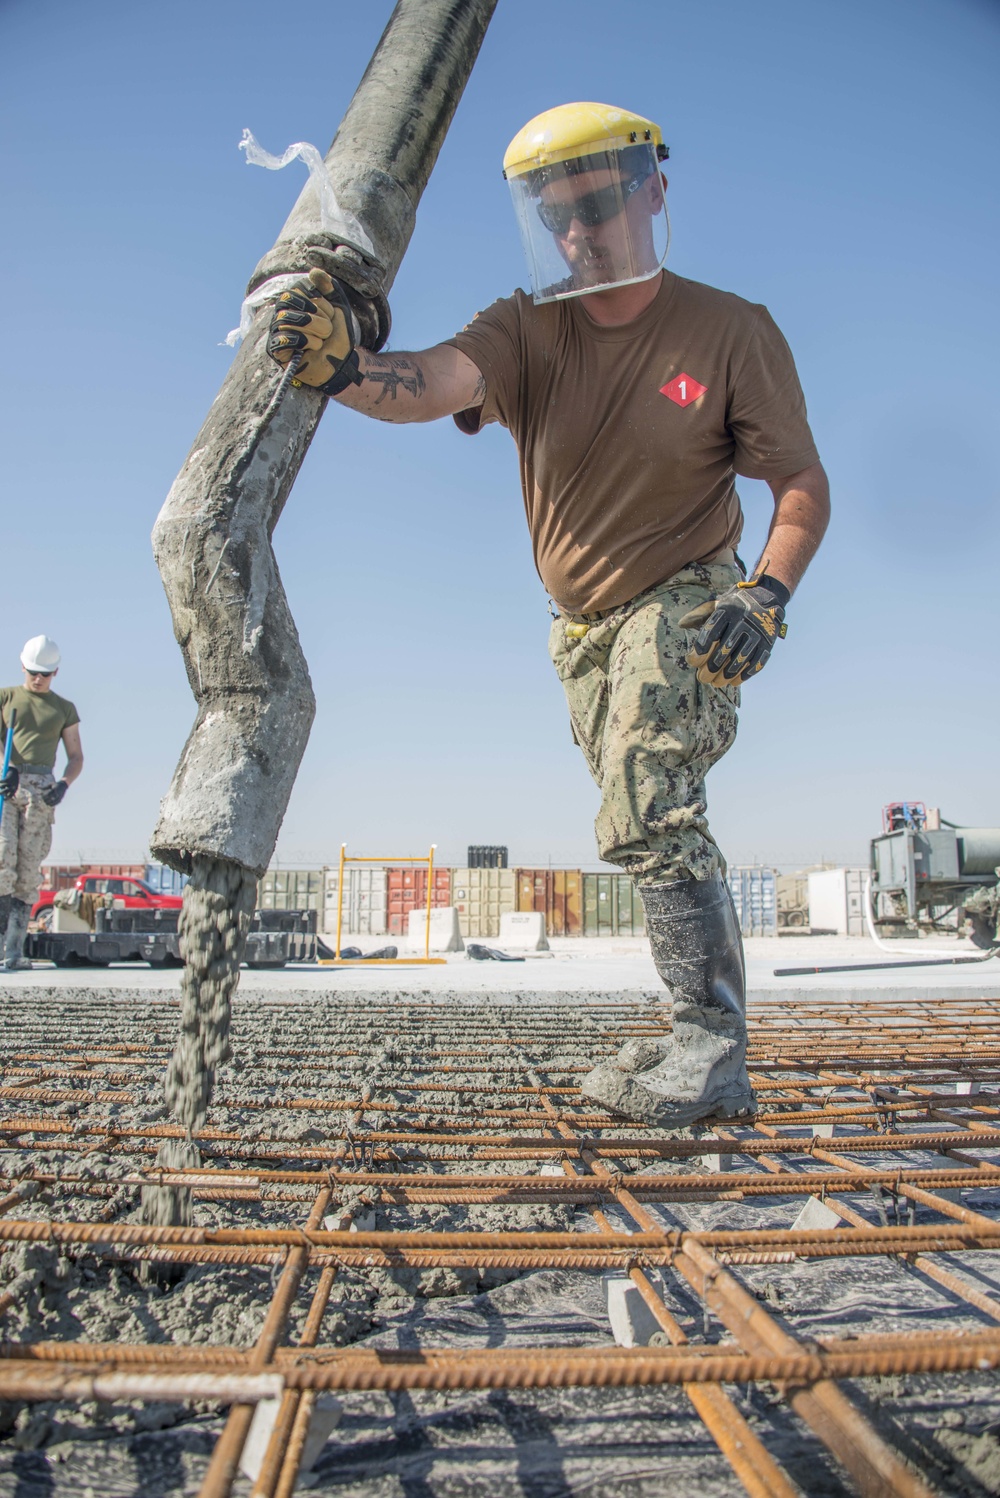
left=863, top=874, right=997, bottom=962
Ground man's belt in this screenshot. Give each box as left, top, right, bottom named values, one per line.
left=561, top=548, right=739, bottom=627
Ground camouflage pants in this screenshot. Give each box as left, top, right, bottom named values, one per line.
left=549, top=562, right=741, bottom=886
left=0, top=772, right=56, bottom=904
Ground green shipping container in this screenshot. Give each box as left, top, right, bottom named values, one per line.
left=582, top=873, right=646, bottom=937
left=258, top=868, right=324, bottom=913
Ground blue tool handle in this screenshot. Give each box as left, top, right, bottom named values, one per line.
left=0, top=708, right=17, bottom=822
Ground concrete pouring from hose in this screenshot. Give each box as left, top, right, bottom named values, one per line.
left=144, top=0, right=500, bottom=1225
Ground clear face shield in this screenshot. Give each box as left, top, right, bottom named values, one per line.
left=507, top=141, right=669, bottom=305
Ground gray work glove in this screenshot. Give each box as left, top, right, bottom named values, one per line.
left=0, top=767, right=19, bottom=798
left=679, top=574, right=790, bottom=686
left=42, top=779, right=68, bottom=808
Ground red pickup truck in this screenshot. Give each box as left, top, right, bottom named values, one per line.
left=32, top=876, right=184, bottom=925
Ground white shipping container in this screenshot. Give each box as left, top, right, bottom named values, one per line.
left=323, top=866, right=388, bottom=937
left=807, top=868, right=868, bottom=935
left=451, top=867, right=516, bottom=938
left=727, top=867, right=778, bottom=937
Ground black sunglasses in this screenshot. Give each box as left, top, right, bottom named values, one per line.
left=536, top=172, right=650, bottom=236
left=26, top=670, right=53, bottom=678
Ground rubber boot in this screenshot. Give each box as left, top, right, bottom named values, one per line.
left=4, top=899, right=32, bottom=971
left=582, top=874, right=754, bottom=1128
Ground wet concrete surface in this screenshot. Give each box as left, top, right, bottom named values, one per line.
left=9, top=933, right=1000, bottom=1001
left=0, top=984, right=997, bottom=1494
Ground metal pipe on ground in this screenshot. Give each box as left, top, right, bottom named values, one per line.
left=775, top=957, right=996, bottom=975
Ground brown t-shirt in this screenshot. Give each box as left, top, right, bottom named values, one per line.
left=446, top=271, right=819, bottom=613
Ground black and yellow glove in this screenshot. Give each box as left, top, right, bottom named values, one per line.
left=679, top=573, right=790, bottom=686
left=267, top=268, right=363, bottom=397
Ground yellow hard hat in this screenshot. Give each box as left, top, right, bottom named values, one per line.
left=502, top=102, right=670, bottom=304
left=503, top=102, right=667, bottom=180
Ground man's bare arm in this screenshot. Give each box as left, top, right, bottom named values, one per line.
left=334, top=344, right=486, bottom=424
left=60, top=723, right=83, bottom=787
left=756, top=461, right=830, bottom=595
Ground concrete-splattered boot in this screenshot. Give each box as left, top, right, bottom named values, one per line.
left=4, top=899, right=32, bottom=971
left=582, top=874, right=754, bottom=1128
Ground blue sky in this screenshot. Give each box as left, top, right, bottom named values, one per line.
left=2, top=0, right=998, bottom=872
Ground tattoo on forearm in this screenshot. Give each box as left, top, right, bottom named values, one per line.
left=473, top=372, right=487, bottom=405
left=363, top=354, right=426, bottom=404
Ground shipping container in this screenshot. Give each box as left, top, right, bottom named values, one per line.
left=40, top=864, right=146, bottom=892
left=582, top=873, right=646, bottom=937
left=40, top=865, right=88, bottom=892
left=386, top=866, right=452, bottom=936
left=323, top=866, right=388, bottom=936
left=144, top=863, right=189, bottom=896
left=807, top=867, right=868, bottom=936
left=259, top=868, right=324, bottom=914
left=727, top=867, right=778, bottom=937
left=514, top=868, right=582, bottom=937
left=451, top=867, right=516, bottom=937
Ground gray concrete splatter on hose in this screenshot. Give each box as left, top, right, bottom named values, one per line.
left=146, top=0, right=500, bottom=1222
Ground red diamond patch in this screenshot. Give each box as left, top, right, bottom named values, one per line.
left=660, top=372, right=707, bottom=407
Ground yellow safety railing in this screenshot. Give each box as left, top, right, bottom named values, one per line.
left=320, top=843, right=446, bottom=966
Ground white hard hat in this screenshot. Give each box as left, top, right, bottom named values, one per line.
left=20, top=636, right=61, bottom=673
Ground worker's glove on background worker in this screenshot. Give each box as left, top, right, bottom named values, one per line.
left=680, top=574, right=790, bottom=686
left=266, top=269, right=363, bottom=397
left=0, top=767, right=18, bottom=799
left=41, top=779, right=67, bottom=808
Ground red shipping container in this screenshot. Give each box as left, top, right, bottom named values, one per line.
left=40, top=863, right=147, bottom=892
left=514, top=868, right=583, bottom=937
left=40, top=865, right=88, bottom=892
left=386, top=866, right=452, bottom=936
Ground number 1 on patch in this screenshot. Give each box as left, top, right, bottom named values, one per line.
left=660, top=372, right=708, bottom=408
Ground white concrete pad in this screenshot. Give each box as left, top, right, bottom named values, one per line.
left=323, top=1211, right=376, bottom=1233
left=698, top=1133, right=733, bottom=1173
left=498, top=912, right=549, bottom=950
left=602, top=1270, right=670, bottom=1347
left=792, top=1195, right=844, bottom=1232
left=239, top=1391, right=341, bottom=1482
left=405, top=906, right=463, bottom=953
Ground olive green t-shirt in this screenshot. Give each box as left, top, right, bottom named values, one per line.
left=0, top=686, right=79, bottom=769
left=446, top=271, right=820, bottom=614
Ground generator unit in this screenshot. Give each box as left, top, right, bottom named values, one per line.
left=871, top=802, right=1000, bottom=943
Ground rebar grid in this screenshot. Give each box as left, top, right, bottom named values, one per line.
left=1, top=989, right=1000, bottom=1495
